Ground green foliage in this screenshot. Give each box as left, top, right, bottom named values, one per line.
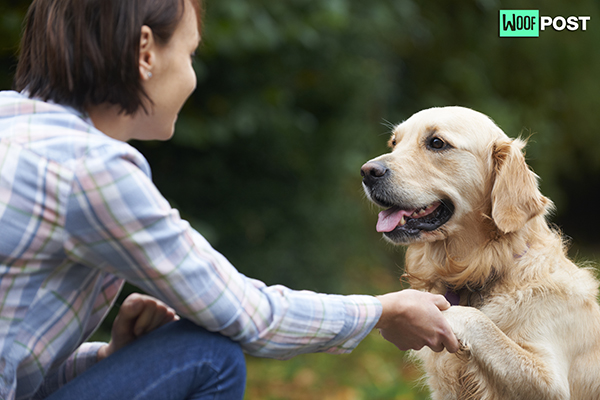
left=139, top=0, right=416, bottom=291
left=147, top=0, right=600, bottom=291
left=3, top=0, right=599, bottom=290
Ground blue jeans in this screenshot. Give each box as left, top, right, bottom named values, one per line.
left=43, top=319, right=246, bottom=400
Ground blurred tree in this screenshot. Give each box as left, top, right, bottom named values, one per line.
left=1, top=0, right=599, bottom=295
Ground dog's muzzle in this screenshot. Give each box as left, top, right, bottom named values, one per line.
left=360, top=161, right=389, bottom=190
left=360, top=160, right=454, bottom=243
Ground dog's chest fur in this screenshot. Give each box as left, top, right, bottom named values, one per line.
left=416, top=294, right=527, bottom=400
left=415, top=296, right=503, bottom=400
left=415, top=264, right=600, bottom=400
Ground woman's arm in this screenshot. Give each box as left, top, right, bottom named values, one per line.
left=63, top=146, right=382, bottom=359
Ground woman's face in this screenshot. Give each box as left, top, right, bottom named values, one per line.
left=134, top=0, right=201, bottom=141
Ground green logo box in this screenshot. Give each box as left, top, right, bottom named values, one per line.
left=499, top=10, right=540, bottom=37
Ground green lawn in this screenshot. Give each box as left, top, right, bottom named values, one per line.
left=244, top=331, right=430, bottom=400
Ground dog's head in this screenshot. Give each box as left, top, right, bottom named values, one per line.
left=362, top=106, right=550, bottom=245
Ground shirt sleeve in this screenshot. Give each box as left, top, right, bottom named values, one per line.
left=33, top=342, right=105, bottom=399
left=63, top=144, right=382, bottom=359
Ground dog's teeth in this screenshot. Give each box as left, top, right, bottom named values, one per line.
left=399, top=216, right=406, bottom=226
left=410, top=204, right=436, bottom=220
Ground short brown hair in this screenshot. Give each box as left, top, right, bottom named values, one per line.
left=14, top=0, right=202, bottom=115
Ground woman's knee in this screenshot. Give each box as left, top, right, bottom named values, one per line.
left=166, top=320, right=246, bottom=378
left=215, top=336, right=246, bottom=394
left=40, top=320, right=246, bottom=400
left=171, top=320, right=246, bottom=396
left=135, top=319, right=246, bottom=398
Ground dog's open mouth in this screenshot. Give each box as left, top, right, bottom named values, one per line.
left=376, top=200, right=454, bottom=240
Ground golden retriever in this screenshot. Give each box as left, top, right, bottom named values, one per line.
left=361, top=106, right=600, bottom=399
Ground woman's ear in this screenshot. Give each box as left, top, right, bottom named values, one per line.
left=139, top=25, right=156, bottom=81
left=491, top=138, right=550, bottom=233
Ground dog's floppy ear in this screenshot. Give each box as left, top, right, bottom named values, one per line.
left=491, top=138, right=550, bottom=233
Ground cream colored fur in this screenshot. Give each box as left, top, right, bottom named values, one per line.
left=367, top=107, right=600, bottom=399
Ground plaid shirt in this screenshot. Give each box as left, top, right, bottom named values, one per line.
left=0, top=91, right=381, bottom=400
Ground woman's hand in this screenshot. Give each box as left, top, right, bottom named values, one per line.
left=375, top=289, right=459, bottom=353
left=97, top=293, right=179, bottom=361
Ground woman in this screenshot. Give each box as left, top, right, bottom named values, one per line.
left=0, top=0, right=458, bottom=399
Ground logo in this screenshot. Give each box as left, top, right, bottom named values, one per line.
left=500, top=10, right=539, bottom=37
left=499, top=10, right=591, bottom=37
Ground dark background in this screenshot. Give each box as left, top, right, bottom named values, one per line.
left=1, top=0, right=599, bottom=296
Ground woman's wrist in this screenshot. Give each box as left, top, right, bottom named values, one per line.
left=374, top=293, right=404, bottom=330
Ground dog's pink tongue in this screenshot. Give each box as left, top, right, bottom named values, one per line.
left=376, top=207, right=415, bottom=233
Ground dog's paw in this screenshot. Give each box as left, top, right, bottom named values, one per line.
left=442, top=306, right=486, bottom=351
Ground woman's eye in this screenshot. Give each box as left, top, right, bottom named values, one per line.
left=428, top=137, right=447, bottom=150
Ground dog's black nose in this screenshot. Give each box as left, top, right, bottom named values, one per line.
left=361, top=161, right=388, bottom=185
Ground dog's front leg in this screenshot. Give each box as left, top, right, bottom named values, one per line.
left=442, top=306, right=569, bottom=400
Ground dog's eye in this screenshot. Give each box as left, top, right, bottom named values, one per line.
left=431, top=138, right=444, bottom=148
left=388, top=136, right=397, bottom=148
left=428, top=137, right=448, bottom=150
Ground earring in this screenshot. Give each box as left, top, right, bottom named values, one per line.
left=147, top=72, right=153, bottom=78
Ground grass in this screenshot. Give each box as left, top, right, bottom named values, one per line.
left=244, top=331, right=430, bottom=400
left=240, top=253, right=433, bottom=399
